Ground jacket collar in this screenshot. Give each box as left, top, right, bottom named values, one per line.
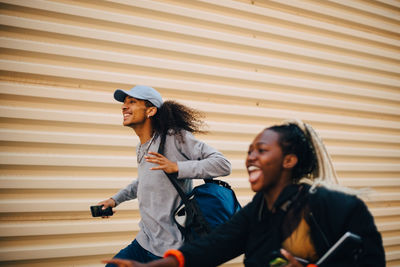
left=257, top=184, right=301, bottom=221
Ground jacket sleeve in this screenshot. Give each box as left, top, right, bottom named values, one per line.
left=111, top=179, right=139, bottom=206
left=179, top=204, right=251, bottom=267
left=338, top=198, right=385, bottom=267
left=174, top=131, right=231, bottom=179
left=316, top=193, right=385, bottom=267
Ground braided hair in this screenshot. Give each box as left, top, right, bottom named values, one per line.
left=267, top=119, right=339, bottom=189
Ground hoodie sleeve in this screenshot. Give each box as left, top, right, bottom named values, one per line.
left=111, top=179, right=139, bottom=206
left=173, top=131, right=231, bottom=180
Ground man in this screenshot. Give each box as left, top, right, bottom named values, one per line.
left=99, top=85, right=231, bottom=264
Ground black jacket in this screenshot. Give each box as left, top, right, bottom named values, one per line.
left=179, top=184, right=385, bottom=267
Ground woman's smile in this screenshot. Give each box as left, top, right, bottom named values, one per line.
left=247, top=165, right=262, bottom=183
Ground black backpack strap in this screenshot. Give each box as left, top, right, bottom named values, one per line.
left=158, top=133, right=211, bottom=239
left=158, top=133, right=190, bottom=206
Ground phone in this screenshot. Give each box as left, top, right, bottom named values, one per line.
left=316, top=232, right=362, bottom=265
left=269, top=256, right=288, bottom=267
left=90, top=205, right=113, bottom=217
left=269, top=251, right=309, bottom=267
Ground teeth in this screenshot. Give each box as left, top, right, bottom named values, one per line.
left=248, top=166, right=260, bottom=172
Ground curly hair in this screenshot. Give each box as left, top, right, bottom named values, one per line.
left=146, top=100, right=206, bottom=137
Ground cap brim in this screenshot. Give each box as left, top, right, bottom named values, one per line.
left=114, top=89, right=128, bottom=102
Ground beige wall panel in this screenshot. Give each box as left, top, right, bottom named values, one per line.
left=0, top=0, right=399, bottom=266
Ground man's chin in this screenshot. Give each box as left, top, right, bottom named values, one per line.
left=123, top=122, right=134, bottom=127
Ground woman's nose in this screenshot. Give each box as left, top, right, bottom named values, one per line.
left=246, top=151, right=254, bottom=161
left=247, top=150, right=257, bottom=161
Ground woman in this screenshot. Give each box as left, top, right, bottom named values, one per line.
left=98, top=85, right=231, bottom=264
left=104, top=120, right=385, bottom=267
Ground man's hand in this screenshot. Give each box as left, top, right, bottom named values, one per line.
left=97, top=198, right=116, bottom=218
left=145, top=152, right=179, bottom=174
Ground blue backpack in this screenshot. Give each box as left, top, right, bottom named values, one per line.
left=159, top=134, right=241, bottom=242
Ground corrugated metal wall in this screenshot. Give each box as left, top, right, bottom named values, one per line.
left=0, top=0, right=399, bottom=266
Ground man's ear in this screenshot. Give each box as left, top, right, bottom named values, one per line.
left=146, top=107, right=157, bottom=118
left=283, top=154, right=298, bottom=169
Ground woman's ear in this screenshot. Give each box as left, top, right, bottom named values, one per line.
left=283, top=154, right=298, bottom=169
